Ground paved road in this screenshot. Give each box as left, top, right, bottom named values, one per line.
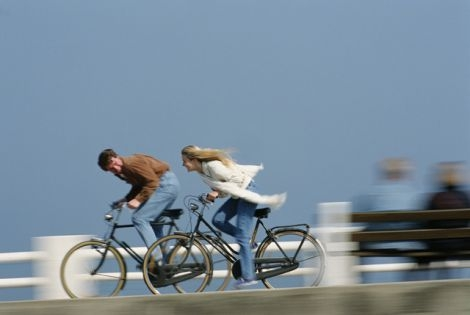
left=1, top=280, right=470, bottom=315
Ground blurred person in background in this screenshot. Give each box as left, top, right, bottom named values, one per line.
left=353, top=158, right=426, bottom=284
left=423, top=161, right=470, bottom=280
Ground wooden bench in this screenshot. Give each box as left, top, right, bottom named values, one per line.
left=350, top=209, right=470, bottom=260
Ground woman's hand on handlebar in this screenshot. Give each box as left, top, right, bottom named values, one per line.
left=206, top=191, right=219, bottom=202
left=198, top=191, right=218, bottom=204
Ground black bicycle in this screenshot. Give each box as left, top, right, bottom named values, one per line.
left=141, top=194, right=327, bottom=294
left=59, top=204, right=184, bottom=298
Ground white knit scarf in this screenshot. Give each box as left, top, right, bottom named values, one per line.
left=199, top=163, right=287, bottom=209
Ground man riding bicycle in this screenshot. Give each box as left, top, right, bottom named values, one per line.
left=97, top=148, right=180, bottom=249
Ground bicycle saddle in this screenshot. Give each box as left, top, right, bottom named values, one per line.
left=254, top=208, right=271, bottom=219
left=158, top=209, right=184, bottom=220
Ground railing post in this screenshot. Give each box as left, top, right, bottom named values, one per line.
left=32, top=235, right=91, bottom=300
left=315, top=202, right=360, bottom=285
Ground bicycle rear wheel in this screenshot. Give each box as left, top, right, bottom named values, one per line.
left=255, top=229, right=326, bottom=289
left=60, top=240, right=126, bottom=298
left=142, top=234, right=213, bottom=294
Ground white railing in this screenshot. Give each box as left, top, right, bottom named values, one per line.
left=2, top=237, right=468, bottom=291
left=0, top=251, right=46, bottom=288
left=4, top=201, right=468, bottom=300
left=1, top=235, right=323, bottom=300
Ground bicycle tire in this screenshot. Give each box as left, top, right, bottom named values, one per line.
left=142, top=234, right=213, bottom=294
left=255, top=229, right=326, bottom=289
left=60, top=240, right=127, bottom=298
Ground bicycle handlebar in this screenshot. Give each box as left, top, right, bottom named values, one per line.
left=181, top=194, right=214, bottom=214
left=105, top=193, right=211, bottom=222
left=110, top=200, right=126, bottom=210
left=198, top=193, right=214, bottom=205
left=104, top=202, right=126, bottom=222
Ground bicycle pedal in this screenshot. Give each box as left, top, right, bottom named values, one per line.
left=149, top=274, right=167, bottom=287
left=148, top=259, right=163, bottom=275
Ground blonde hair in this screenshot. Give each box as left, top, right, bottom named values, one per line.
left=181, top=145, right=235, bottom=167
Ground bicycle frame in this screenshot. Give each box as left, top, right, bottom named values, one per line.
left=184, top=200, right=240, bottom=264
left=95, top=206, right=182, bottom=270
left=256, top=222, right=311, bottom=261
left=141, top=195, right=326, bottom=292
left=183, top=196, right=312, bottom=268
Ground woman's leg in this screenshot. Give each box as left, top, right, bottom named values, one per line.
left=235, top=198, right=257, bottom=281
left=212, top=198, right=238, bottom=236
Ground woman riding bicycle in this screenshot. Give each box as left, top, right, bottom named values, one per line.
left=181, top=145, right=286, bottom=289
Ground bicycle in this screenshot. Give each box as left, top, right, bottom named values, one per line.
left=59, top=204, right=184, bottom=298
left=141, top=194, right=327, bottom=294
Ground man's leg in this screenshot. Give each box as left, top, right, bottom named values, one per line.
left=132, top=172, right=179, bottom=247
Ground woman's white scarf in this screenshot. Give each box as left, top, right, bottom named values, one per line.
left=199, top=163, right=287, bottom=209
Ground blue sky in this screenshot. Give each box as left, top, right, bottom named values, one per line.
left=0, top=0, right=469, bottom=285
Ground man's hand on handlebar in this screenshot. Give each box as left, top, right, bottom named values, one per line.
left=110, top=199, right=127, bottom=209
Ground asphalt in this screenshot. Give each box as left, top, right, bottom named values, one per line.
left=1, top=280, right=470, bottom=315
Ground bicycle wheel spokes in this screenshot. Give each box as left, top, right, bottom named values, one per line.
left=143, top=234, right=213, bottom=294
left=60, top=240, right=126, bottom=298
left=256, top=229, right=326, bottom=289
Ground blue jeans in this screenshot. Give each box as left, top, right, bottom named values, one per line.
left=132, top=171, right=180, bottom=248
left=212, top=181, right=257, bottom=281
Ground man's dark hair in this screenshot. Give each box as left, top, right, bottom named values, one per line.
left=98, top=148, right=118, bottom=171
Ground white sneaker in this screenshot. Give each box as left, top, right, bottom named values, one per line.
left=234, top=278, right=258, bottom=289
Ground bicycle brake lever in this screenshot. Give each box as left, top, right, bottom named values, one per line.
left=110, top=200, right=126, bottom=210
left=202, top=195, right=215, bottom=206
left=198, top=194, right=210, bottom=204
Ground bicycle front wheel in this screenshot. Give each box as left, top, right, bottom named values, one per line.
left=143, top=234, right=213, bottom=294
left=60, top=240, right=127, bottom=298
left=255, top=229, right=326, bottom=289
left=196, top=234, right=232, bottom=291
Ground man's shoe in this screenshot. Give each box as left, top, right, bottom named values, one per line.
left=147, top=258, right=164, bottom=287
left=148, top=258, right=163, bottom=276
left=234, top=278, right=258, bottom=290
